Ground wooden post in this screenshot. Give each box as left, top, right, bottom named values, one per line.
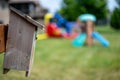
left=3, top=7, right=44, bottom=77
left=86, top=21, right=94, bottom=46
left=0, top=24, right=8, bottom=53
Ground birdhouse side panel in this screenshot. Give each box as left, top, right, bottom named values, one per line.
left=28, top=31, right=36, bottom=72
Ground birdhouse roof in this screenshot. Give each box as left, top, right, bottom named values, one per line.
left=9, top=7, right=44, bottom=30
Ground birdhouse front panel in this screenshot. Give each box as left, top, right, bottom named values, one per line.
left=3, top=8, right=36, bottom=71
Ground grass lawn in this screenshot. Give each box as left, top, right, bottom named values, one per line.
left=0, top=26, right=120, bottom=80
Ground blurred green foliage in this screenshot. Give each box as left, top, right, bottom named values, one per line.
left=116, top=0, right=120, bottom=8
left=59, top=0, right=108, bottom=21
left=110, top=8, right=120, bottom=30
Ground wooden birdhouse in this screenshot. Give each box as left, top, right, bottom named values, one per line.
left=3, top=7, right=44, bottom=77
left=0, top=24, right=8, bottom=53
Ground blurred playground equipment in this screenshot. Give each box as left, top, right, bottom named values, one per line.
left=92, top=32, right=110, bottom=47
left=72, top=33, right=87, bottom=47
left=54, top=13, right=75, bottom=34
left=38, top=12, right=110, bottom=47
left=46, top=18, right=63, bottom=38
left=79, top=14, right=96, bottom=22
left=72, top=14, right=110, bottom=47
left=37, top=13, right=78, bottom=40
left=44, top=13, right=53, bottom=25
left=37, top=33, right=48, bottom=40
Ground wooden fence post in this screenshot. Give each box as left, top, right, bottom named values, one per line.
left=0, top=24, right=8, bottom=53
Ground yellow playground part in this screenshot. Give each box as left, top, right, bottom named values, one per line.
left=44, top=13, right=53, bottom=25
left=37, top=33, right=48, bottom=40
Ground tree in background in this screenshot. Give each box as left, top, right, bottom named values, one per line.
left=110, top=0, right=120, bottom=30
left=59, top=0, right=108, bottom=21
left=116, top=0, right=120, bottom=8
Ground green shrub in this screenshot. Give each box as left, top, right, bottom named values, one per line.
left=110, top=8, right=120, bottom=30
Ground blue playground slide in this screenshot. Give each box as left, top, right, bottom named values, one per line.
left=54, top=13, right=74, bottom=34
left=72, top=33, right=87, bottom=47
left=92, top=32, right=110, bottom=47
